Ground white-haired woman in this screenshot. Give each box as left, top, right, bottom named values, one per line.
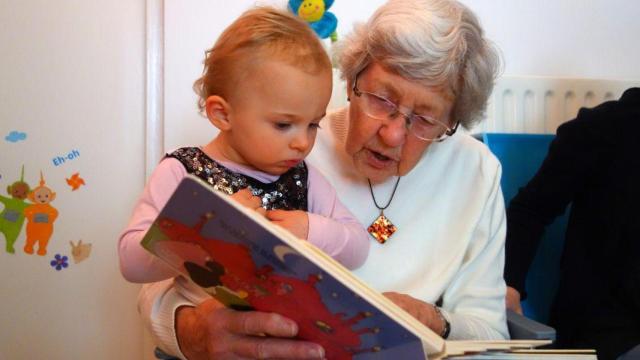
left=143, top=0, right=505, bottom=358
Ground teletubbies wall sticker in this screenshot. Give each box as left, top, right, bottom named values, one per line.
left=69, top=240, right=92, bottom=263
left=23, top=171, right=59, bottom=256
left=1, top=131, right=92, bottom=270
left=0, top=166, right=30, bottom=254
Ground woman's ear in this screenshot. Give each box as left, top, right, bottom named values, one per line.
left=346, top=79, right=353, bottom=102
left=205, top=95, right=232, bottom=131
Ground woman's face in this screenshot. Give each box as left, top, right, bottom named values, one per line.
left=345, top=63, right=455, bottom=183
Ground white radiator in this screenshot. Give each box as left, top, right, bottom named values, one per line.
left=478, top=76, right=640, bottom=134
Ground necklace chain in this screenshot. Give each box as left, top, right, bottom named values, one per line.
left=367, top=177, right=401, bottom=211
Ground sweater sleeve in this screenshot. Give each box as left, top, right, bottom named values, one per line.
left=118, top=158, right=188, bottom=283
left=504, top=115, right=597, bottom=296
left=444, top=160, right=509, bottom=340
left=306, top=163, right=370, bottom=270
left=138, top=277, right=211, bottom=359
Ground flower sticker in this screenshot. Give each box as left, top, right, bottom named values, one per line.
left=288, top=0, right=338, bottom=41
left=50, top=254, right=69, bottom=271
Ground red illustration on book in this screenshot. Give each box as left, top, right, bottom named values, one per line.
left=152, top=213, right=380, bottom=359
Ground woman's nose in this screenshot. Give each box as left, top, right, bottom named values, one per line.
left=378, top=115, right=407, bottom=147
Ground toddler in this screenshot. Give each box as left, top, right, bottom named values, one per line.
left=119, top=7, right=370, bottom=283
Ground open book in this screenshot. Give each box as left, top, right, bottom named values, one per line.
left=141, top=175, right=595, bottom=360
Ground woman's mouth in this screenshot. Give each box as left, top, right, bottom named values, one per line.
left=365, top=149, right=396, bottom=169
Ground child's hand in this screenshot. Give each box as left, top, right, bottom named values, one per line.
left=266, top=210, right=309, bottom=240
left=230, top=188, right=266, bottom=216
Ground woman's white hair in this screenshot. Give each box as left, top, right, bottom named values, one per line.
left=335, top=0, right=501, bottom=129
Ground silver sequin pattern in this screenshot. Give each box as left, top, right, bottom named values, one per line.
left=167, top=147, right=308, bottom=211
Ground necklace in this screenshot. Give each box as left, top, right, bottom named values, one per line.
left=367, top=177, right=401, bottom=244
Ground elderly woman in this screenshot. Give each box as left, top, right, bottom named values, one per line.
left=142, top=0, right=504, bottom=358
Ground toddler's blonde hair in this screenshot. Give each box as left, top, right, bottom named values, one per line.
left=194, top=7, right=332, bottom=112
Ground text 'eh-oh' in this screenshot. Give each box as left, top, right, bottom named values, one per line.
left=52, top=149, right=80, bottom=166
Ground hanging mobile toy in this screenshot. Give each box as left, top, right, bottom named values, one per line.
left=288, top=0, right=338, bottom=42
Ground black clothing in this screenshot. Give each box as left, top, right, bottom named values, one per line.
left=167, top=147, right=308, bottom=211
left=504, top=88, right=640, bottom=360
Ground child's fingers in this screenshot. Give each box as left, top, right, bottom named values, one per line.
left=234, top=188, right=253, bottom=199
left=254, top=207, right=267, bottom=217
left=265, top=209, right=287, bottom=220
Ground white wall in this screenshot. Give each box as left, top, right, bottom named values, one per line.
left=163, top=0, right=640, bottom=151
left=0, top=1, right=146, bottom=359
left=463, top=0, right=640, bottom=80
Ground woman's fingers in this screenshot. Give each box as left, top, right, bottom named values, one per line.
left=230, top=336, right=325, bottom=360
left=224, top=311, right=297, bottom=337
left=222, top=310, right=324, bottom=359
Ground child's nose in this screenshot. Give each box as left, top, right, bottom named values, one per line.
left=290, top=132, right=311, bottom=152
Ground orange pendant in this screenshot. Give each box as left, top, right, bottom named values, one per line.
left=367, top=213, right=397, bottom=244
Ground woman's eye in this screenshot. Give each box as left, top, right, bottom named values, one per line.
left=371, top=94, right=396, bottom=111
left=309, top=123, right=321, bottom=130
left=414, top=115, right=437, bottom=127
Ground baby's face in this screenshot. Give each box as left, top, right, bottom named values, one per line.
left=219, top=60, right=332, bottom=175
left=9, top=182, right=29, bottom=200
left=31, top=187, right=54, bottom=204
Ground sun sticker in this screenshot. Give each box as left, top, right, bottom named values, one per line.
left=288, top=0, right=338, bottom=41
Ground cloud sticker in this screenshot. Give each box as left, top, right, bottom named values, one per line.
left=5, top=131, right=27, bottom=143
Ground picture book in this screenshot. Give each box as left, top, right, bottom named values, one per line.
left=141, top=175, right=577, bottom=360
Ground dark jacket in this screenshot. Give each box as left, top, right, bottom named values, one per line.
left=505, top=88, right=640, bottom=360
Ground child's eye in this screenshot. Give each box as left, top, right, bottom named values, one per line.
left=274, top=122, right=291, bottom=130
left=309, top=123, right=322, bottom=130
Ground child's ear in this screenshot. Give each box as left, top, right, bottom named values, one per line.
left=205, top=95, right=232, bottom=131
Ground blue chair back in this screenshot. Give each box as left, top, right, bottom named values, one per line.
left=482, top=133, right=569, bottom=324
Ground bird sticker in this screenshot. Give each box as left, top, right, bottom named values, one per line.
left=5, top=131, right=27, bottom=143
left=66, top=172, right=85, bottom=191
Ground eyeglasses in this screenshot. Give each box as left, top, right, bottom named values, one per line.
left=352, top=73, right=458, bottom=142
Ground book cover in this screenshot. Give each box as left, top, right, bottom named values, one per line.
left=141, top=175, right=434, bottom=359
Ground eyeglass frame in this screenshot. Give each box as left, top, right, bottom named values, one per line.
left=351, top=70, right=459, bottom=142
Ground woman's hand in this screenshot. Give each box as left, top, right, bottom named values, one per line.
left=176, top=299, right=325, bottom=360
left=231, top=188, right=266, bottom=216
left=505, top=286, right=523, bottom=314
left=383, top=292, right=445, bottom=335
left=266, top=209, right=309, bottom=240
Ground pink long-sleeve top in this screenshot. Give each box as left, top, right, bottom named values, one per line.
left=118, top=156, right=370, bottom=283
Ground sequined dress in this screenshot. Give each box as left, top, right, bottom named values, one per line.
left=167, top=147, right=308, bottom=211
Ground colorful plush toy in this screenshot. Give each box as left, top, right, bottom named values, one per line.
left=288, top=0, right=338, bottom=42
